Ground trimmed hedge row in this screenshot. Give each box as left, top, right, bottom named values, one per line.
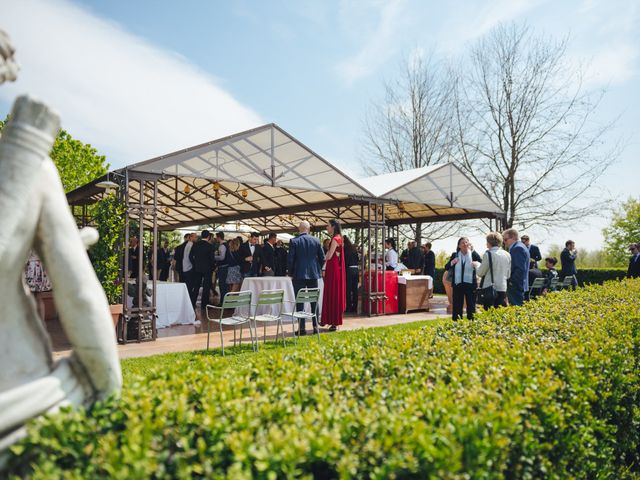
left=5, top=280, right=640, bottom=478
left=575, top=267, right=627, bottom=286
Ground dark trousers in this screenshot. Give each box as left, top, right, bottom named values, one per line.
left=160, top=266, right=170, bottom=282
left=293, top=278, right=319, bottom=332
left=193, top=270, right=213, bottom=310
left=452, top=282, right=476, bottom=320
left=184, top=270, right=197, bottom=307
left=217, top=266, right=228, bottom=304
left=482, top=291, right=507, bottom=310
left=507, top=286, right=525, bottom=306
left=346, top=267, right=358, bottom=312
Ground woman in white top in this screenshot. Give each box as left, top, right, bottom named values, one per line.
left=476, top=232, right=511, bottom=309
left=384, top=238, right=398, bottom=271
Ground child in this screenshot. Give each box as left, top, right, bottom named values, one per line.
left=543, top=257, right=559, bottom=293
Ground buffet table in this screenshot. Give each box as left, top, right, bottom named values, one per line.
left=127, top=281, right=195, bottom=329
left=398, top=275, right=433, bottom=314
left=238, top=277, right=324, bottom=316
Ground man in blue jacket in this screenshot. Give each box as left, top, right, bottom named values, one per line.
left=521, top=235, right=542, bottom=268
left=287, top=221, right=325, bottom=335
left=502, top=228, right=530, bottom=306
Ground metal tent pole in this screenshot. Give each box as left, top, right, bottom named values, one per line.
left=137, top=179, right=144, bottom=342
left=151, top=179, right=158, bottom=340
left=122, top=170, right=130, bottom=343
left=381, top=204, right=386, bottom=315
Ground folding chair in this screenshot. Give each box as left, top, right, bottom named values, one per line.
left=205, top=291, right=255, bottom=355
left=549, top=277, right=559, bottom=292
left=283, top=288, right=321, bottom=344
left=252, top=289, right=286, bottom=348
left=560, top=275, right=577, bottom=290
left=528, top=277, right=546, bottom=298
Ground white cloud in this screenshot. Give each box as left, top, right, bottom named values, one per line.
left=582, top=43, right=638, bottom=87
left=0, top=0, right=262, bottom=167
left=436, top=0, right=548, bottom=54
left=569, top=0, right=640, bottom=88
left=334, top=0, right=408, bottom=85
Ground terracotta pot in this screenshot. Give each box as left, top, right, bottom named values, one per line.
left=109, top=304, right=123, bottom=328
left=33, top=290, right=56, bottom=321
left=443, top=271, right=453, bottom=314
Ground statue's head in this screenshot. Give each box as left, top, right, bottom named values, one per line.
left=0, top=30, right=18, bottom=84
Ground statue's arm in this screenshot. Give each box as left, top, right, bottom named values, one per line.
left=34, top=160, right=122, bottom=400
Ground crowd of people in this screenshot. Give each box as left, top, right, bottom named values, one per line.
left=128, top=223, right=640, bottom=329
left=127, top=220, right=353, bottom=335
left=442, top=230, right=581, bottom=321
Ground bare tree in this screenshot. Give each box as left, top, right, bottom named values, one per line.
left=362, top=55, right=459, bottom=244
left=453, top=23, right=620, bottom=231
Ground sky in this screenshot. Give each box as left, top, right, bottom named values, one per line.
left=1, top=0, right=638, bottom=255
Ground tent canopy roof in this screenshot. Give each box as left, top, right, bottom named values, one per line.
left=126, top=123, right=372, bottom=197
left=359, top=164, right=503, bottom=214
left=67, top=123, right=504, bottom=233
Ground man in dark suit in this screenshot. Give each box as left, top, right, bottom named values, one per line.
left=502, top=228, right=530, bottom=306
left=240, top=232, right=262, bottom=278
left=422, top=242, right=436, bottom=279
left=261, top=232, right=277, bottom=276
left=560, top=240, right=578, bottom=289
left=521, top=235, right=542, bottom=268
left=189, top=230, right=216, bottom=310
left=406, top=241, right=424, bottom=272
left=128, top=236, right=140, bottom=279
left=527, top=259, right=543, bottom=299
left=156, top=240, right=171, bottom=281
left=628, top=243, right=640, bottom=278
left=287, top=221, right=325, bottom=335
left=173, top=233, right=190, bottom=283
left=275, top=240, right=288, bottom=276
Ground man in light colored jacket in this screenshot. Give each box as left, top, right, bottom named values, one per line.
left=477, top=232, right=511, bottom=309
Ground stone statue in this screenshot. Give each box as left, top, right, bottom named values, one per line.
left=0, top=30, right=122, bottom=452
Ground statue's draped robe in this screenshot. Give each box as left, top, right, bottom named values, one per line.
left=0, top=97, right=121, bottom=449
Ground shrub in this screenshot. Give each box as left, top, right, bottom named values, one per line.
left=89, top=194, right=125, bottom=304
left=574, top=267, right=627, bottom=286
left=5, top=280, right=640, bottom=478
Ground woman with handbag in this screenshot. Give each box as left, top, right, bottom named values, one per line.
left=444, top=237, right=480, bottom=320
left=476, top=232, right=511, bottom=309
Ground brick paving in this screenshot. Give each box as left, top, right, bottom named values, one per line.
left=49, top=295, right=449, bottom=360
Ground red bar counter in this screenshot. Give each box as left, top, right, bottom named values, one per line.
left=362, top=270, right=398, bottom=315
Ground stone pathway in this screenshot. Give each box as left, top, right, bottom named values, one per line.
left=49, top=295, right=449, bottom=360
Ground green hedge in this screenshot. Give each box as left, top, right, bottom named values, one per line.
left=574, top=268, right=627, bottom=286
left=5, top=280, right=640, bottom=478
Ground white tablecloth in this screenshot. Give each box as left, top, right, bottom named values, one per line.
left=238, top=277, right=324, bottom=316
left=397, top=274, right=433, bottom=290
left=127, top=281, right=195, bottom=329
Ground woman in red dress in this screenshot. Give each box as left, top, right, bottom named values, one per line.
left=321, top=219, right=346, bottom=331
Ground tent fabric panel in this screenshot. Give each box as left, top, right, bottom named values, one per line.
left=122, top=124, right=372, bottom=197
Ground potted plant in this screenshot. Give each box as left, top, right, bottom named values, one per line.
left=89, top=194, right=125, bottom=327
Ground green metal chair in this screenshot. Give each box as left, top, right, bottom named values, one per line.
left=528, top=277, right=546, bottom=298
left=559, top=275, right=577, bottom=290
left=205, top=291, right=255, bottom=355
left=283, top=288, right=321, bottom=344
left=252, top=289, right=286, bottom=348
left=549, top=277, right=559, bottom=291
